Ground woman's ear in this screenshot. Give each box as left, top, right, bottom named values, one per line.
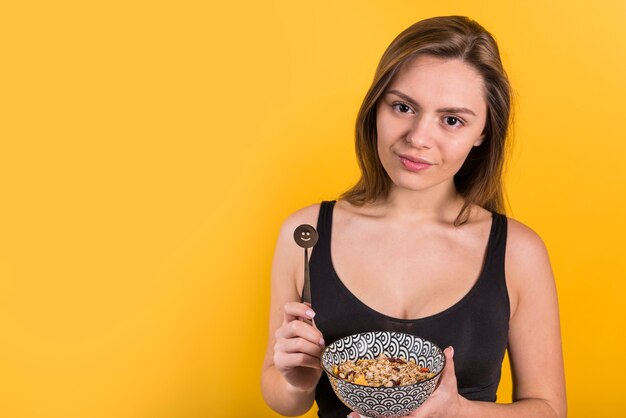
left=473, top=133, right=485, bottom=147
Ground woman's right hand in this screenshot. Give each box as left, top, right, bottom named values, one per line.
left=273, top=301, right=326, bottom=392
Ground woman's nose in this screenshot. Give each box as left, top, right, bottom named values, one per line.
left=405, top=117, right=434, bottom=149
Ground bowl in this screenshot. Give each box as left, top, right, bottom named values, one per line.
left=321, top=331, right=445, bottom=418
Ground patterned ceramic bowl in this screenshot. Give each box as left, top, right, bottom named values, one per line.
left=321, top=331, right=445, bottom=418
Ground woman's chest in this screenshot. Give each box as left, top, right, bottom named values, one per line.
left=330, top=224, right=490, bottom=320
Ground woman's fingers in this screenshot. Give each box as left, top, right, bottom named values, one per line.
left=273, top=302, right=326, bottom=374
left=283, top=301, right=317, bottom=323
left=277, top=307, right=325, bottom=347
left=275, top=336, right=324, bottom=358
left=274, top=335, right=324, bottom=370
left=275, top=320, right=325, bottom=354
left=440, top=346, right=457, bottom=388
left=275, top=351, right=323, bottom=369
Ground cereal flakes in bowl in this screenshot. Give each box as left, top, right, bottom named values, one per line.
left=321, top=331, right=445, bottom=418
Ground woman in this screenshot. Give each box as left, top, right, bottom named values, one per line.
left=261, top=16, right=566, bottom=418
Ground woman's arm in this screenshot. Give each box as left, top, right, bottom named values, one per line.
left=353, top=218, right=566, bottom=418
left=498, top=218, right=566, bottom=417
left=261, top=205, right=325, bottom=416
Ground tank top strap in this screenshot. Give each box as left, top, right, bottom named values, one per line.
left=309, top=200, right=336, bottom=306
left=481, top=211, right=509, bottom=306
left=315, top=200, right=336, bottom=243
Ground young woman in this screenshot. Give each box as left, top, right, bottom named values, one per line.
left=261, top=16, right=566, bottom=418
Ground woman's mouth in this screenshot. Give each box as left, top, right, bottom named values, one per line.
left=398, top=154, right=434, bottom=172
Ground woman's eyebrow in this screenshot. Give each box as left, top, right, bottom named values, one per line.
left=386, top=89, right=476, bottom=116
left=437, top=107, right=476, bottom=116
left=386, top=89, right=419, bottom=106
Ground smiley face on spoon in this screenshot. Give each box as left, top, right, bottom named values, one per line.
left=294, top=224, right=318, bottom=249
left=293, top=224, right=318, bottom=309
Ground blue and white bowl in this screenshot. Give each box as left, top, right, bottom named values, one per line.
left=321, top=332, right=445, bottom=418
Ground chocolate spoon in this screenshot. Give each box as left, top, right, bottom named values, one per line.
left=293, top=224, right=318, bottom=322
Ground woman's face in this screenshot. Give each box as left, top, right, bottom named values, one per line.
left=375, top=55, right=487, bottom=194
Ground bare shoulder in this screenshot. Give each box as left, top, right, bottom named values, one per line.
left=277, top=203, right=322, bottom=241
left=505, top=217, right=550, bottom=266
left=504, top=216, right=555, bottom=316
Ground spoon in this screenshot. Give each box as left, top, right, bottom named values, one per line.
left=293, top=224, right=318, bottom=322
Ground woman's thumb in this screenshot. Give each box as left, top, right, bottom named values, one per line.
left=443, top=346, right=456, bottom=378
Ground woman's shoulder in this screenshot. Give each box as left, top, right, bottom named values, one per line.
left=279, top=199, right=362, bottom=230
left=504, top=216, right=550, bottom=261
left=273, top=203, right=324, bottom=255
left=503, top=215, right=555, bottom=314
left=278, top=203, right=323, bottom=234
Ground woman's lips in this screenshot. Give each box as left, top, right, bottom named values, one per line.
left=399, top=154, right=434, bottom=172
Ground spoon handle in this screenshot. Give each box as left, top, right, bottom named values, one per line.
left=302, top=247, right=312, bottom=323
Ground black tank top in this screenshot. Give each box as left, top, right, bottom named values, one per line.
left=309, top=200, right=510, bottom=418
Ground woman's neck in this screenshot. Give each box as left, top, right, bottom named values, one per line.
left=375, top=183, right=466, bottom=223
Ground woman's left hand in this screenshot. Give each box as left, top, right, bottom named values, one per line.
left=348, top=346, right=464, bottom=418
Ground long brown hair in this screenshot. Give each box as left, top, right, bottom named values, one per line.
left=339, top=16, right=513, bottom=226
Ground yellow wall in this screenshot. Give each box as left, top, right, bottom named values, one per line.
left=1, top=1, right=624, bottom=417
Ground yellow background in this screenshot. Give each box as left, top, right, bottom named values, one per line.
left=1, top=1, right=624, bottom=417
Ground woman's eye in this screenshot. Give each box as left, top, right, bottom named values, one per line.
left=392, top=103, right=413, bottom=114
left=443, top=116, right=463, bottom=127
